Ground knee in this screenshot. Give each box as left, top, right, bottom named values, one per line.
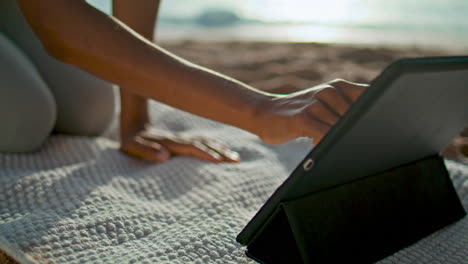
left=0, top=34, right=57, bottom=152
left=73, top=84, right=116, bottom=136
left=53, top=80, right=116, bottom=136
left=0, top=94, right=57, bottom=153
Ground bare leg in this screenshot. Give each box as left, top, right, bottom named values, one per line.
left=0, top=0, right=115, bottom=136
left=0, top=33, right=56, bottom=152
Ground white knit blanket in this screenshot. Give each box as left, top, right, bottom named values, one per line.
left=1, top=102, right=467, bottom=264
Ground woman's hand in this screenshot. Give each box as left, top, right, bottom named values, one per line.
left=18, top=1, right=366, bottom=159
left=120, top=126, right=241, bottom=163
left=254, top=79, right=368, bottom=145
left=113, top=0, right=239, bottom=164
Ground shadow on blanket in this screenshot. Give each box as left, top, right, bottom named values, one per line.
left=0, top=119, right=308, bottom=264
left=0, top=100, right=466, bottom=264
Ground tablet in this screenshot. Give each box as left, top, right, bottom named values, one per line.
left=237, top=56, right=468, bottom=246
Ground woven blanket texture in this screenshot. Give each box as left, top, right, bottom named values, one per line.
left=0, top=102, right=467, bottom=264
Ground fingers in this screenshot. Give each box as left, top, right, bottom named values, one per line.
left=330, top=79, right=368, bottom=102
left=188, top=141, right=225, bottom=163
left=160, top=139, right=239, bottom=163
left=313, top=85, right=351, bottom=115
left=203, top=140, right=241, bottom=162
left=120, top=136, right=171, bottom=163
left=306, top=86, right=349, bottom=128
left=147, top=135, right=240, bottom=163
left=306, top=101, right=339, bottom=126
left=297, top=113, right=331, bottom=144
left=310, top=79, right=367, bottom=122
left=301, top=79, right=368, bottom=143
left=122, top=126, right=240, bottom=163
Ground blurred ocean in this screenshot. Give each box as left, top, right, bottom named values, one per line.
left=87, top=0, right=468, bottom=49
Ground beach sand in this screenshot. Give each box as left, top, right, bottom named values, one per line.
left=160, top=41, right=468, bottom=163
left=1, top=41, right=467, bottom=263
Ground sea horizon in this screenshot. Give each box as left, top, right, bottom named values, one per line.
left=87, top=0, right=468, bottom=51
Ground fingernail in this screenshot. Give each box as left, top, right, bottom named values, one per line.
left=226, top=151, right=240, bottom=162
left=156, top=150, right=170, bottom=161
left=211, top=152, right=223, bottom=160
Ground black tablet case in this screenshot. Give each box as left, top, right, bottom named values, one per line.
left=239, top=57, right=468, bottom=263
left=245, top=155, right=466, bottom=264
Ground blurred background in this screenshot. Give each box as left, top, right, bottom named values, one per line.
left=1, top=2, right=467, bottom=263
left=86, top=0, right=468, bottom=163
left=88, top=0, right=468, bottom=49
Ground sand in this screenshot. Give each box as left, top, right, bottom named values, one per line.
left=1, top=41, right=467, bottom=263
left=160, top=41, right=468, bottom=163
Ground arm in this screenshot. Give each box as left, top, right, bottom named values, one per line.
left=113, top=0, right=240, bottom=163
left=114, top=0, right=159, bottom=139
left=17, top=0, right=269, bottom=135
left=112, top=0, right=161, bottom=160
left=17, top=0, right=366, bottom=157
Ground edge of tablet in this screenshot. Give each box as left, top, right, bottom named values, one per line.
left=236, top=56, right=468, bottom=246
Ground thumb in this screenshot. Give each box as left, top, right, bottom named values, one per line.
left=300, top=117, right=330, bottom=145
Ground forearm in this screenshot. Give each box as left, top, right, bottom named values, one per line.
left=18, top=0, right=274, bottom=136
left=113, top=0, right=160, bottom=139
left=113, top=0, right=160, bottom=42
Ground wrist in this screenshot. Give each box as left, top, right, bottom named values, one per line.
left=119, top=88, right=150, bottom=140
left=244, top=92, right=280, bottom=140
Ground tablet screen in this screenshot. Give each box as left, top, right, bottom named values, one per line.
left=237, top=56, right=468, bottom=245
